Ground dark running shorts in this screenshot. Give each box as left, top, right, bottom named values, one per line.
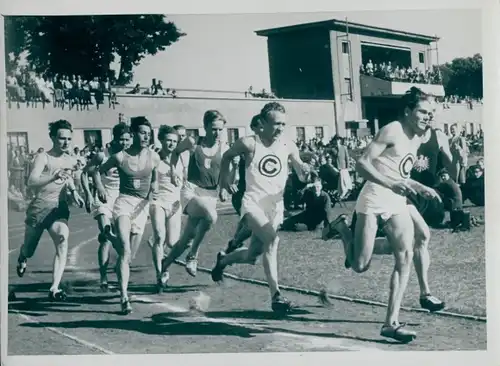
left=25, top=199, right=70, bottom=230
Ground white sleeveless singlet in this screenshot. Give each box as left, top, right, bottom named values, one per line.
left=152, top=156, right=183, bottom=205
left=243, top=135, right=291, bottom=205
left=355, top=122, right=421, bottom=217
left=35, top=152, right=77, bottom=203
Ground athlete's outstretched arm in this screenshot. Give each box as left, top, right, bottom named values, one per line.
left=289, top=142, right=311, bottom=182
left=27, top=152, right=64, bottom=189
left=170, top=136, right=196, bottom=174
left=81, top=152, right=105, bottom=201
left=93, top=154, right=119, bottom=201
left=219, top=137, right=251, bottom=192
left=357, top=123, right=410, bottom=191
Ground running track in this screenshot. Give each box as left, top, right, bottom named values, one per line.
left=7, top=204, right=486, bottom=355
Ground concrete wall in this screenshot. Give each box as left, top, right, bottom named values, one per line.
left=6, top=95, right=337, bottom=151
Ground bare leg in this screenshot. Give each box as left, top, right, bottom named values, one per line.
left=96, top=214, right=113, bottom=286
left=115, top=215, right=132, bottom=306
left=150, top=205, right=166, bottom=282
left=47, top=220, right=70, bottom=293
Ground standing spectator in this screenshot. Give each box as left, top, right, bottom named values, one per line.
left=331, top=135, right=352, bottom=200
left=449, top=124, right=468, bottom=185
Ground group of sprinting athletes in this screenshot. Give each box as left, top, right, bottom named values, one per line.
left=14, top=87, right=449, bottom=343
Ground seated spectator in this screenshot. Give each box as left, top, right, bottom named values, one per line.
left=462, top=164, right=484, bottom=207
left=281, top=172, right=333, bottom=232
left=128, top=84, right=141, bottom=94
left=435, top=168, right=467, bottom=229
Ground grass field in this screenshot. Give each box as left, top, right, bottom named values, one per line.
left=196, top=202, right=486, bottom=318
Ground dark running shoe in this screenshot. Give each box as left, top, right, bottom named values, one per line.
left=380, top=323, right=416, bottom=343
left=16, top=258, right=27, bottom=277
left=211, top=252, right=226, bottom=283
left=48, top=289, right=67, bottom=302
left=121, top=298, right=132, bottom=315
left=271, top=292, right=293, bottom=314
left=420, top=294, right=445, bottom=312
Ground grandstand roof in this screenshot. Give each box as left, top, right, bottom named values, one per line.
left=255, top=18, right=439, bottom=44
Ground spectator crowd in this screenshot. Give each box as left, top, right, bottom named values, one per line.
left=360, top=59, right=442, bottom=85
left=6, top=66, right=117, bottom=110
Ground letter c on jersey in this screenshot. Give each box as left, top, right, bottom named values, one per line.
left=399, top=153, right=416, bottom=179
left=258, top=154, right=282, bottom=178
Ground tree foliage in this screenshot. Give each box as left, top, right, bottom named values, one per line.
left=4, top=15, right=186, bottom=84
left=439, top=53, right=482, bottom=99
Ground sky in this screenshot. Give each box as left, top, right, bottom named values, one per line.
left=117, top=9, right=482, bottom=91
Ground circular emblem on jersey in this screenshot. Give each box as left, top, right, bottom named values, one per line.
left=258, top=154, right=282, bottom=178
left=399, top=153, right=416, bottom=179
left=413, top=155, right=430, bottom=173
left=133, top=178, right=141, bottom=189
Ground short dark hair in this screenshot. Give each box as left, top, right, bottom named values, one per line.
left=112, top=122, right=131, bottom=141
left=49, top=120, right=73, bottom=138
left=158, top=125, right=178, bottom=141
left=203, top=110, right=226, bottom=128
left=250, top=114, right=261, bottom=129
left=401, top=87, right=432, bottom=111
left=260, top=102, right=286, bottom=122
left=130, top=116, right=152, bottom=133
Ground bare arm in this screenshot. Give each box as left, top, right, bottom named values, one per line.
left=150, top=151, right=161, bottom=194
left=356, top=123, right=400, bottom=190
left=288, top=142, right=311, bottom=183
left=170, top=136, right=196, bottom=175
left=27, top=153, right=57, bottom=189
left=93, top=154, right=119, bottom=195
left=81, top=152, right=104, bottom=199
left=219, top=137, right=252, bottom=190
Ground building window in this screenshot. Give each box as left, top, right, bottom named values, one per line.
left=315, top=127, right=324, bottom=140
left=419, top=52, right=425, bottom=64
left=342, top=41, right=349, bottom=54
left=84, top=130, right=103, bottom=149
left=227, top=128, right=239, bottom=145
left=186, top=129, right=199, bottom=138
left=470, top=123, right=474, bottom=135
left=296, top=127, right=305, bottom=142
left=344, top=78, right=352, bottom=101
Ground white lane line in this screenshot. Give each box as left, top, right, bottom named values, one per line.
left=9, top=309, right=115, bottom=355
left=67, top=226, right=378, bottom=352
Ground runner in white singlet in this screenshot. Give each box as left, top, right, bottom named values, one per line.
left=81, top=123, right=132, bottom=290
left=15, top=120, right=84, bottom=301
left=160, top=110, right=233, bottom=281
left=147, top=125, right=183, bottom=293
left=211, top=102, right=311, bottom=314
left=325, top=87, right=442, bottom=343
left=93, top=116, right=160, bottom=315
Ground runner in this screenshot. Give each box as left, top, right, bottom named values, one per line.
left=211, top=102, right=312, bottom=314
left=224, top=114, right=262, bottom=254
left=160, top=110, right=232, bottom=279
left=93, top=116, right=160, bottom=314
left=81, top=123, right=133, bottom=291
left=323, top=87, right=442, bottom=342
left=148, top=125, right=183, bottom=293
left=16, top=119, right=84, bottom=301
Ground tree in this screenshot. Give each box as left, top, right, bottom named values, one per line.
left=439, top=54, right=482, bottom=99
left=4, top=15, right=186, bottom=84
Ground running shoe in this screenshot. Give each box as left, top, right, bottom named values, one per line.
left=48, top=289, right=67, bottom=301
left=419, top=294, right=445, bottom=312
left=16, top=258, right=27, bottom=278
left=156, top=271, right=170, bottom=293
left=271, top=292, right=293, bottom=314
left=185, top=255, right=198, bottom=277
left=121, top=298, right=132, bottom=315
left=100, top=282, right=109, bottom=292
left=380, top=323, right=416, bottom=343
left=211, top=252, right=226, bottom=282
